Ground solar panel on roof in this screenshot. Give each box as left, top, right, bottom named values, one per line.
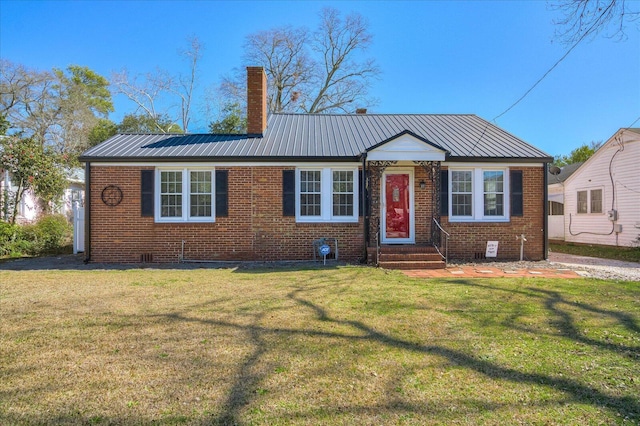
left=79, top=114, right=551, bottom=162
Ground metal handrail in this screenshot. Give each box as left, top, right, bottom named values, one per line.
left=432, top=218, right=450, bottom=266
left=375, top=230, right=380, bottom=266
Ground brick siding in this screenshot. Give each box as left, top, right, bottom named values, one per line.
left=89, top=165, right=545, bottom=263
left=89, top=166, right=364, bottom=263
left=440, top=167, right=545, bottom=261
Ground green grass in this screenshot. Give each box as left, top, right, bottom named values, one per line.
left=1, top=266, right=639, bottom=425
left=550, top=242, right=640, bottom=263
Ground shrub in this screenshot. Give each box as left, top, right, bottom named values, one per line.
left=0, top=215, right=72, bottom=258
left=0, top=221, right=20, bottom=257
left=33, top=214, right=72, bottom=254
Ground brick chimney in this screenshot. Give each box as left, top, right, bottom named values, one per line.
left=356, top=108, right=367, bottom=114
left=246, top=66, right=267, bottom=136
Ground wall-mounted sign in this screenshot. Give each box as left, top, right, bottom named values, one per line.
left=486, top=241, right=499, bottom=258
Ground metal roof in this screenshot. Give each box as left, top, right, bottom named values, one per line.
left=80, top=113, right=551, bottom=162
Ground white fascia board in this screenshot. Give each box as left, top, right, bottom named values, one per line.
left=92, top=161, right=362, bottom=168
left=444, top=162, right=544, bottom=168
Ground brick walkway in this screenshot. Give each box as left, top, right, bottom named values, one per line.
left=402, top=266, right=582, bottom=279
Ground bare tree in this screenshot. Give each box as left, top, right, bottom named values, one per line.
left=551, top=0, right=640, bottom=44
left=1, top=60, right=58, bottom=144
left=112, top=36, right=203, bottom=133
left=247, top=26, right=313, bottom=113
left=305, top=8, right=379, bottom=113
left=111, top=68, right=175, bottom=133
left=0, top=60, right=113, bottom=157
left=217, top=7, right=380, bottom=116
left=172, top=36, right=202, bottom=132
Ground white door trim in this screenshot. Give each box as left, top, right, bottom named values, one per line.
left=381, top=168, right=415, bottom=244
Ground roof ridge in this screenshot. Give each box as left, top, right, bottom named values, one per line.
left=270, top=113, right=478, bottom=117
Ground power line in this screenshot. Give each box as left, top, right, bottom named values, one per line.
left=493, top=1, right=615, bottom=122
left=624, top=114, right=640, bottom=129
left=469, top=2, right=617, bottom=154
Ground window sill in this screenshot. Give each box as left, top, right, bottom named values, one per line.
left=155, top=218, right=216, bottom=224
left=296, top=217, right=359, bottom=224
left=448, top=217, right=510, bottom=223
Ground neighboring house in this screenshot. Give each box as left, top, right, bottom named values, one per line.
left=0, top=167, right=85, bottom=223
left=558, top=128, right=640, bottom=247
left=547, top=162, right=583, bottom=240
left=79, top=67, right=552, bottom=265
left=1, top=168, right=40, bottom=223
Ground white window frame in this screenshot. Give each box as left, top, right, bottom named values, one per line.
left=298, top=168, right=323, bottom=220
left=296, top=167, right=359, bottom=223
left=482, top=170, right=506, bottom=217
left=155, top=167, right=215, bottom=223
left=450, top=170, right=474, bottom=218
left=448, top=167, right=510, bottom=222
left=331, top=169, right=357, bottom=220
left=576, top=187, right=604, bottom=214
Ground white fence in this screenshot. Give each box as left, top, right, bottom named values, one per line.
left=548, top=215, right=564, bottom=240
left=73, top=203, right=85, bottom=254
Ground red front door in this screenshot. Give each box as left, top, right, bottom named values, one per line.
left=384, top=173, right=410, bottom=239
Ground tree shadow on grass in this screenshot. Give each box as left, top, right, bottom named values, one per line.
left=285, top=285, right=640, bottom=421
left=140, top=281, right=640, bottom=424
left=0, top=253, right=348, bottom=273
left=446, top=279, right=640, bottom=355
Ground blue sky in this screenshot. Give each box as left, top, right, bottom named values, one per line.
left=1, top=0, right=638, bottom=157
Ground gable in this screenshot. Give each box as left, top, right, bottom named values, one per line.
left=564, top=128, right=639, bottom=188
left=366, top=132, right=446, bottom=161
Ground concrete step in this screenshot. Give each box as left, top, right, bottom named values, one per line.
left=379, top=260, right=446, bottom=270
left=379, top=252, right=443, bottom=262
left=378, top=245, right=439, bottom=254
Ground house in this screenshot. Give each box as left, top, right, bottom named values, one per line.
left=1, top=168, right=38, bottom=223
left=547, top=161, right=583, bottom=240
left=552, top=128, right=640, bottom=247
left=0, top=167, right=84, bottom=223
left=79, top=67, right=552, bottom=266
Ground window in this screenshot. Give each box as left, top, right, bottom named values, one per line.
left=160, top=171, right=183, bottom=218
left=296, top=168, right=358, bottom=222
left=332, top=170, right=354, bottom=216
left=577, top=188, right=603, bottom=214
left=577, top=190, right=588, bottom=214
left=448, top=168, right=509, bottom=222
left=157, top=168, right=215, bottom=222
left=548, top=201, right=564, bottom=215
left=483, top=171, right=504, bottom=216
left=590, top=189, right=602, bottom=214
left=190, top=171, right=212, bottom=217
left=299, top=170, right=322, bottom=217
left=451, top=171, right=473, bottom=217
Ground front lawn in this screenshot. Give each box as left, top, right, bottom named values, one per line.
left=550, top=242, right=640, bottom=263
left=1, top=266, right=638, bottom=425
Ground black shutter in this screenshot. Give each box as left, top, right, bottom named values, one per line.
left=141, top=170, right=154, bottom=217
left=439, top=170, right=448, bottom=216
left=215, top=170, right=228, bottom=217
left=510, top=170, right=523, bottom=217
left=358, top=169, right=367, bottom=217
left=282, top=170, right=295, bottom=216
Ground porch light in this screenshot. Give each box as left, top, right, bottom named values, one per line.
left=419, top=180, right=426, bottom=190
